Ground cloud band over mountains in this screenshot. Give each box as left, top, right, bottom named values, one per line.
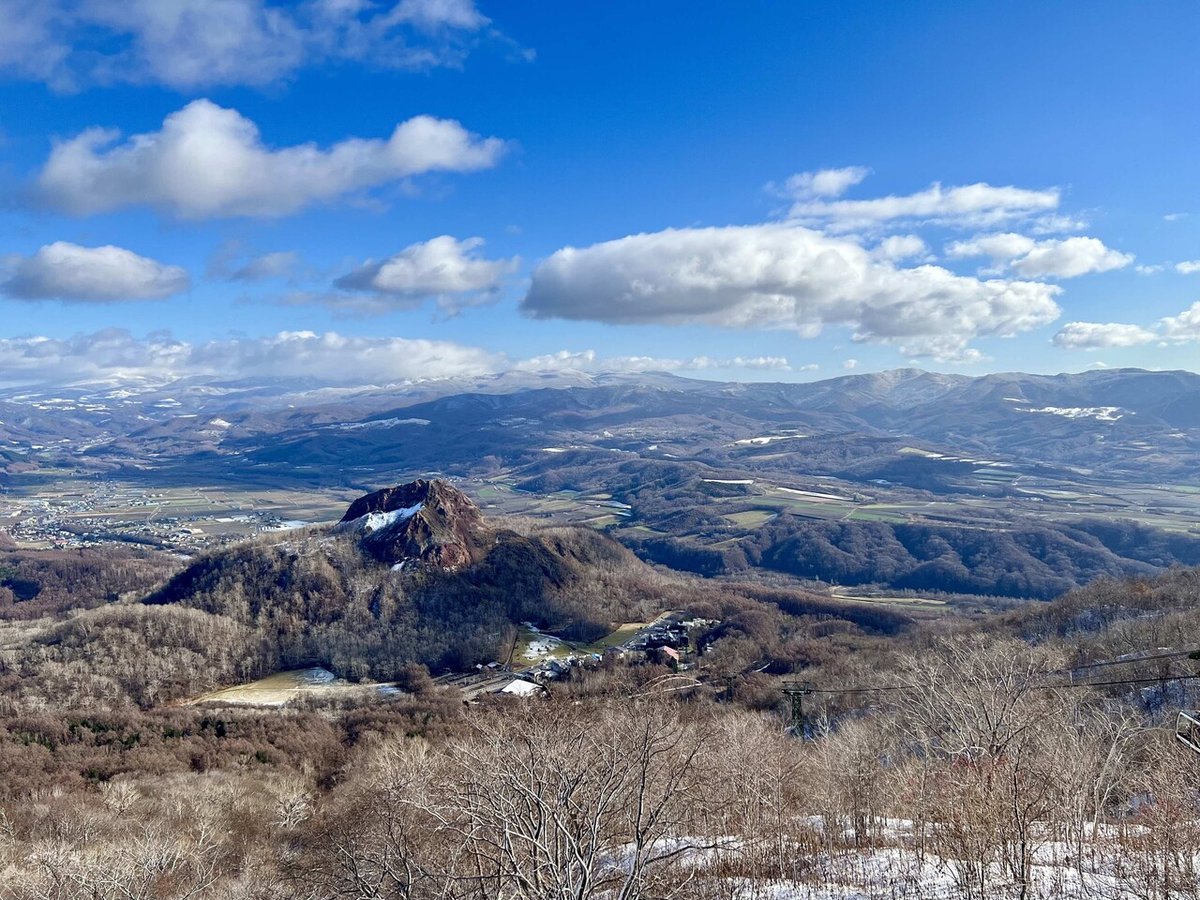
left=0, top=330, right=797, bottom=387
left=522, top=224, right=1063, bottom=361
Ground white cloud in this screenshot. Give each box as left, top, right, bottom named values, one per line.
left=947, top=232, right=1036, bottom=263
left=335, top=235, right=517, bottom=312
left=523, top=224, right=1062, bottom=361
left=871, top=234, right=929, bottom=262
left=230, top=251, right=299, bottom=282
left=1052, top=321, right=1157, bottom=350
left=1135, top=264, right=1165, bottom=275
left=0, top=329, right=802, bottom=387
left=842, top=358, right=858, bottom=370
left=389, top=0, right=488, bottom=32
left=0, top=329, right=502, bottom=385
left=511, top=349, right=794, bottom=375
left=783, top=170, right=1060, bottom=232
left=1175, top=260, right=1200, bottom=275
left=1, top=242, right=189, bottom=302
left=948, top=233, right=1132, bottom=279
left=1028, top=213, right=1090, bottom=235
left=784, top=166, right=870, bottom=199
left=1164, top=213, right=1188, bottom=222
left=1054, top=301, right=1200, bottom=349
left=0, top=1, right=69, bottom=88
left=0, top=0, right=499, bottom=91
left=1159, top=301, right=1200, bottom=340
left=36, top=99, right=507, bottom=219
left=1010, top=237, right=1132, bottom=278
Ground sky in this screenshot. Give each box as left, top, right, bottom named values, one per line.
left=0, top=0, right=1199, bottom=387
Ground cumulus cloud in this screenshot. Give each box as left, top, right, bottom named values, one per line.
left=871, top=234, right=929, bottom=262
left=0, top=242, right=189, bottom=302
left=1159, top=301, right=1200, bottom=340
left=948, top=233, right=1132, bottom=278
left=1175, top=261, right=1200, bottom=275
left=946, top=232, right=1036, bottom=265
left=0, top=0, right=502, bottom=91
left=1051, top=321, right=1158, bottom=350
left=1054, top=301, right=1200, bottom=350
left=0, top=329, right=503, bottom=386
left=35, top=99, right=507, bottom=219
left=334, top=236, right=517, bottom=312
left=522, top=224, right=1062, bottom=361
left=784, top=166, right=870, bottom=199
left=783, top=169, right=1060, bottom=232
left=1011, top=238, right=1133, bottom=278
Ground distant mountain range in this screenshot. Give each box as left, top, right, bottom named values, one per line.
left=5, top=367, right=1199, bottom=600
left=4, top=366, right=1198, bottom=481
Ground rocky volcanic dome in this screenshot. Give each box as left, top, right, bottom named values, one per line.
left=338, top=479, right=487, bottom=570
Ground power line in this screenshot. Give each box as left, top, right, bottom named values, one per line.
left=1055, top=673, right=1200, bottom=690
left=1057, top=647, right=1200, bottom=673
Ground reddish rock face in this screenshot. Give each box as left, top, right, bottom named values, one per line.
left=340, top=479, right=487, bottom=569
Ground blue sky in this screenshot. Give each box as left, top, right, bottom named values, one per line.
left=0, top=0, right=1198, bottom=386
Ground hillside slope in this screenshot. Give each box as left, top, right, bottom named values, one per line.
left=143, top=479, right=655, bottom=677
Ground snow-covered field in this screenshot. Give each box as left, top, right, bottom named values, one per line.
left=709, top=847, right=1143, bottom=899
left=523, top=635, right=565, bottom=659
left=665, top=821, right=1184, bottom=899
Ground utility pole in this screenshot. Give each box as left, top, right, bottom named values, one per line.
left=781, top=681, right=814, bottom=738
left=505, top=630, right=520, bottom=672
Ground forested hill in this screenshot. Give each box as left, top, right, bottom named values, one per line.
left=3, top=478, right=930, bottom=713
left=142, top=479, right=658, bottom=678
left=625, top=515, right=1200, bottom=599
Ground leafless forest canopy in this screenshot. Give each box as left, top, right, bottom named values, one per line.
left=3, top=518, right=1200, bottom=898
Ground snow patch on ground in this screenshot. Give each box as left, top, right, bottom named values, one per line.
left=325, top=417, right=431, bottom=430
left=500, top=679, right=541, bottom=696
left=524, top=635, right=564, bottom=659
left=732, top=434, right=806, bottom=446
left=657, top=819, right=1171, bottom=899
left=262, top=519, right=310, bottom=531
left=362, top=504, right=422, bottom=531
left=776, top=487, right=851, bottom=502
left=339, top=504, right=423, bottom=533
left=1012, top=408, right=1123, bottom=424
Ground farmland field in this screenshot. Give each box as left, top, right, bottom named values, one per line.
left=190, top=668, right=398, bottom=707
